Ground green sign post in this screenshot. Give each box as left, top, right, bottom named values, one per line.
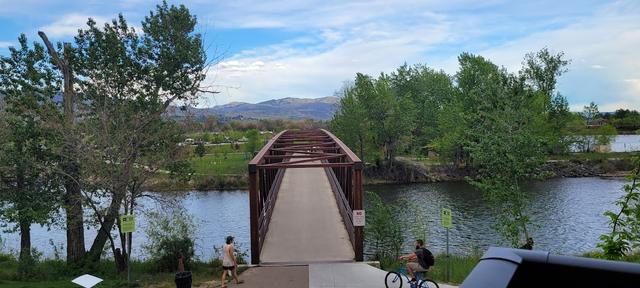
left=441, top=208, right=452, bottom=282
left=120, top=214, right=135, bottom=285
left=120, top=215, right=136, bottom=233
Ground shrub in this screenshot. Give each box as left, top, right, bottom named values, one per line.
left=17, top=249, right=43, bottom=280
left=144, top=207, right=197, bottom=272
left=364, top=191, right=404, bottom=265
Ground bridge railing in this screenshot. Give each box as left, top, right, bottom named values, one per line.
left=248, top=129, right=364, bottom=264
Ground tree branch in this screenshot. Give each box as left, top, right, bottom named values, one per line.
left=37, top=31, right=64, bottom=69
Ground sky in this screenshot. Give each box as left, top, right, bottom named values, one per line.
left=0, top=0, right=638, bottom=111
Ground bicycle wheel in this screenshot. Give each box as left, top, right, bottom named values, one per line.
left=417, top=279, right=439, bottom=288
left=385, top=271, right=403, bottom=288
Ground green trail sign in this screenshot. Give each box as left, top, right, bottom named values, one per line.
left=120, top=215, right=136, bottom=233
left=441, top=208, right=452, bottom=228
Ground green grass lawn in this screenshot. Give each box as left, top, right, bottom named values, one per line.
left=0, top=256, right=234, bottom=288
left=189, top=152, right=249, bottom=175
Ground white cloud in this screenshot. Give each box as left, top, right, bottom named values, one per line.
left=0, top=41, right=12, bottom=48
left=433, top=0, right=640, bottom=110
left=39, top=14, right=108, bottom=37
left=205, top=21, right=451, bottom=105
left=197, top=0, right=640, bottom=107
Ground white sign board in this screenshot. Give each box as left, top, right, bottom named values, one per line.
left=353, top=210, right=365, bottom=226
left=72, top=274, right=104, bottom=288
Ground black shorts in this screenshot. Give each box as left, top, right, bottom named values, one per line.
left=223, top=265, right=235, bottom=271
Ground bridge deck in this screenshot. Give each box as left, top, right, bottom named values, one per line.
left=259, top=164, right=355, bottom=264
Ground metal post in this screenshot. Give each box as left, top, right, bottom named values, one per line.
left=353, top=163, right=364, bottom=262
left=127, top=233, right=131, bottom=286
left=249, top=164, right=260, bottom=265
left=446, top=228, right=450, bottom=283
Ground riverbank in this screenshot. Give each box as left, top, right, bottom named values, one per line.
left=363, top=154, right=637, bottom=185
left=143, top=152, right=639, bottom=191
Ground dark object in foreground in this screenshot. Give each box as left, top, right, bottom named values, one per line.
left=175, top=271, right=192, bottom=288
left=175, top=255, right=192, bottom=288
left=461, top=247, right=640, bottom=288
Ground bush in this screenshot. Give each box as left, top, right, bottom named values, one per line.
left=16, top=249, right=43, bottom=280
left=144, top=207, right=197, bottom=272
left=365, top=191, right=404, bottom=264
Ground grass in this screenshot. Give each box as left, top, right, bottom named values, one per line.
left=427, top=253, right=482, bottom=284
left=0, top=254, right=240, bottom=288
left=581, top=250, right=640, bottom=263
left=189, top=152, right=249, bottom=175
left=378, top=252, right=482, bottom=285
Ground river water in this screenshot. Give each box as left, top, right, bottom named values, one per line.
left=0, top=177, right=628, bottom=260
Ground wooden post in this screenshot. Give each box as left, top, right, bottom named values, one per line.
left=353, top=162, right=364, bottom=262
left=249, top=164, right=260, bottom=265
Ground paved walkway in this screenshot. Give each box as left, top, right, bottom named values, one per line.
left=260, top=165, right=354, bottom=264
left=222, top=264, right=459, bottom=288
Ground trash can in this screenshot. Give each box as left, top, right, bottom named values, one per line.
left=175, top=271, right=192, bottom=288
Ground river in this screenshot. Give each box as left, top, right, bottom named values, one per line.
left=0, top=177, right=628, bottom=260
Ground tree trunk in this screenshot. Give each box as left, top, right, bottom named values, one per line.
left=64, top=163, right=85, bottom=263
left=38, top=32, right=86, bottom=263
left=86, top=183, right=128, bottom=263
left=19, top=220, right=31, bottom=260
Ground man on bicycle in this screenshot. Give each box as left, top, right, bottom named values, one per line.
left=399, top=239, right=434, bottom=283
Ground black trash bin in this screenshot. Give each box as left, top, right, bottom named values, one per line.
left=175, top=271, right=192, bottom=288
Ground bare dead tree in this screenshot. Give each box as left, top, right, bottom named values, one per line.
left=38, top=31, right=86, bottom=264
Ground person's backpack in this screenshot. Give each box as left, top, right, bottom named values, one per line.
left=423, top=248, right=435, bottom=267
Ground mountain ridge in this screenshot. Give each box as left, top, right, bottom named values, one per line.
left=170, top=96, right=339, bottom=120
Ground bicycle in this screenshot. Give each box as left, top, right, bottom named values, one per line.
left=384, top=262, right=439, bottom=288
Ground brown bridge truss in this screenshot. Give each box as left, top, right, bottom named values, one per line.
left=248, top=129, right=364, bottom=264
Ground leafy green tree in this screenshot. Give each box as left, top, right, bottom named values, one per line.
left=583, top=102, right=600, bottom=126
left=358, top=73, right=415, bottom=164
left=0, top=35, right=63, bottom=260
left=457, top=53, right=545, bottom=246
left=598, top=157, right=640, bottom=259
left=391, top=64, right=455, bottom=155
left=330, top=83, right=370, bottom=161
left=520, top=48, right=571, bottom=154
left=595, top=124, right=618, bottom=147
left=195, top=142, right=206, bottom=157
left=365, top=192, right=404, bottom=264
left=71, top=1, right=208, bottom=267
left=144, top=207, right=196, bottom=271
left=245, top=129, right=261, bottom=155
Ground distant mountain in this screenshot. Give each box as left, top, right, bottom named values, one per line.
left=171, top=96, right=340, bottom=121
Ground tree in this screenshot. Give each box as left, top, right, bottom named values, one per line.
left=72, top=1, right=208, bottom=268
left=583, top=102, right=600, bottom=126
left=521, top=48, right=571, bottom=155
left=522, top=48, right=569, bottom=101
left=599, top=157, right=640, bottom=259
left=390, top=64, right=455, bottom=155
left=195, top=142, right=206, bottom=158
left=0, top=35, right=63, bottom=261
left=245, top=129, right=260, bottom=155
left=456, top=53, right=545, bottom=246
left=203, top=115, right=218, bottom=131
left=38, top=30, right=87, bottom=265
left=330, top=82, right=370, bottom=161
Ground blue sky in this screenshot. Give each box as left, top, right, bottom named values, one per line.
left=1, top=0, right=639, bottom=110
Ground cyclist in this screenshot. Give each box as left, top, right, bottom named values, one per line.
left=398, top=239, right=434, bottom=283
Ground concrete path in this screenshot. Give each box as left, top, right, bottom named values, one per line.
left=260, top=165, right=354, bottom=264
left=233, top=264, right=458, bottom=288
left=309, top=263, right=458, bottom=288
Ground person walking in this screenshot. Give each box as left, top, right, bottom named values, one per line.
left=220, top=236, right=243, bottom=288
